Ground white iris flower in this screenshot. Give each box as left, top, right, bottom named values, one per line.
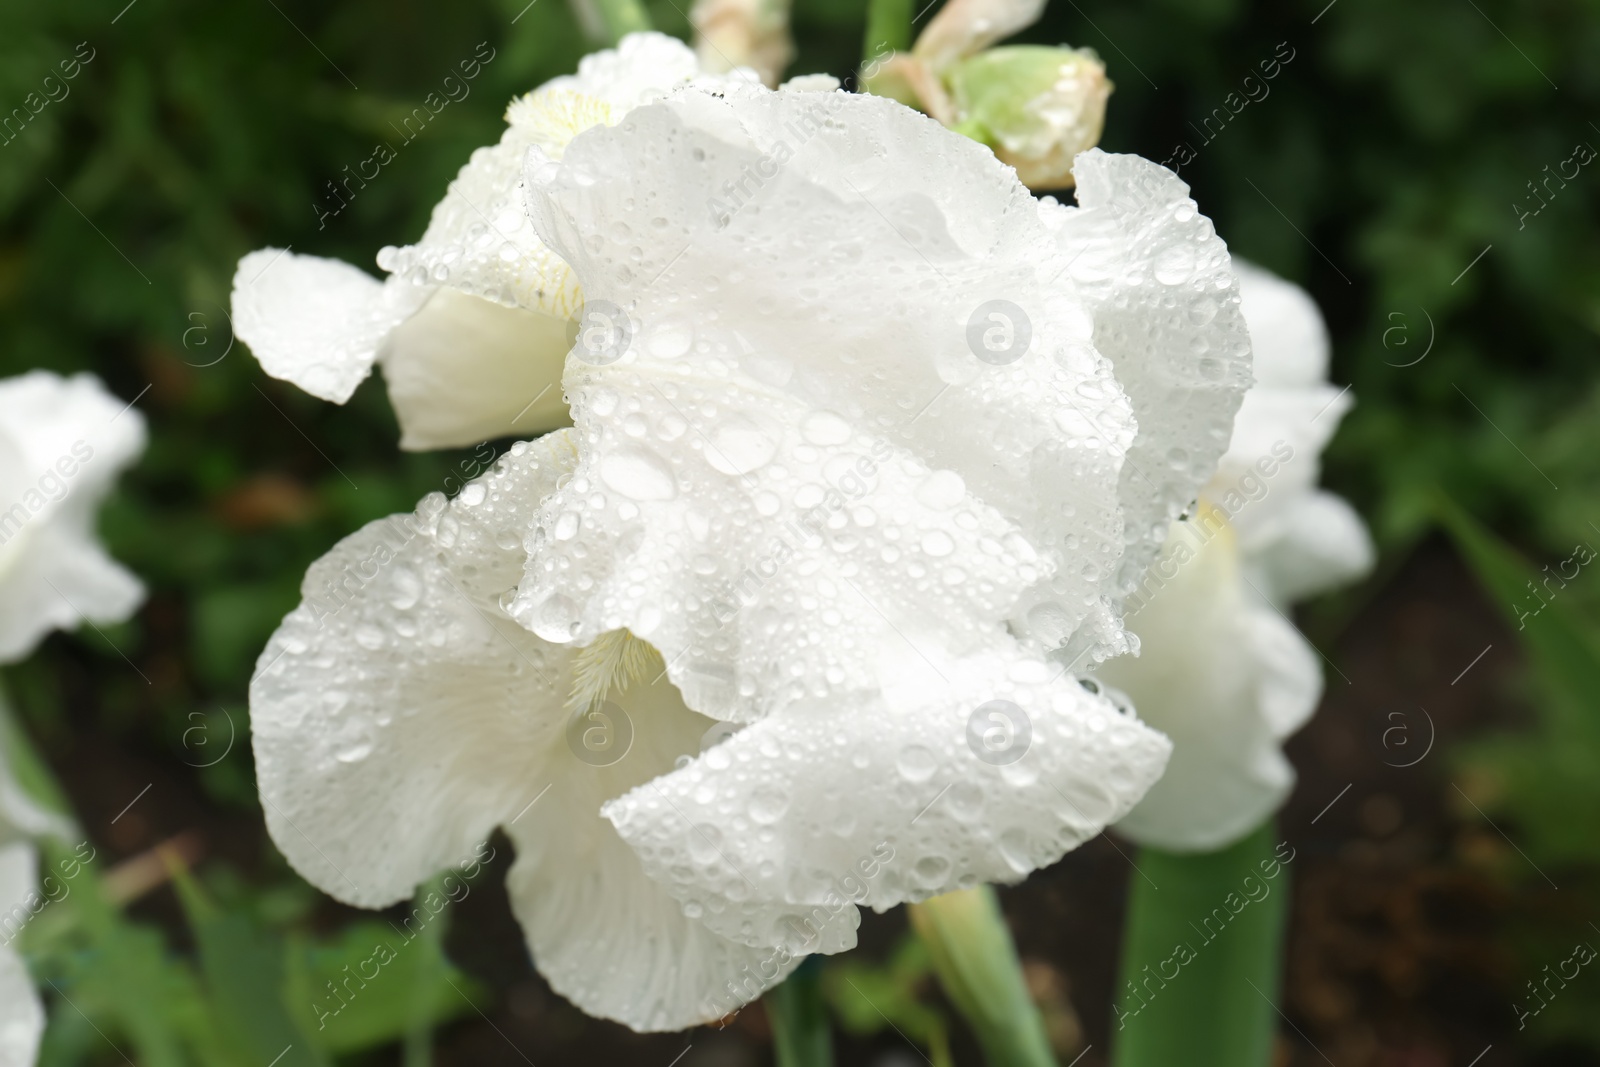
left=247, top=52, right=1256, bottom=1032
left=0, top=369, right=146, bottom=1065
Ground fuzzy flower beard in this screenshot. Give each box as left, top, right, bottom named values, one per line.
left=250, top=74, right=1254, bottom=1031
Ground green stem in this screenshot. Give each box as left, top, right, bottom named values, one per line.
left=863, top=0, right=915, bottom=64
left=403, top=873, right=453, bottom=1067
left=769, top=957, right=834, bottom=1067
left=1110, top=820, right=1291, bottom=1067
left=909, top=886, right=1057, bottom=1067
left=593, top=0, right=652, bottom=42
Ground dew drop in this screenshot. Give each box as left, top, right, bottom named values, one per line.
left=896, top=743, right=937, bottom=783
left=920, top=530, right=956, bottom=557
left=600, top=446, right=678, bottom=500
left=706, top=418, right=778, bottom=476
left=800, top=410, right=852, bottom=446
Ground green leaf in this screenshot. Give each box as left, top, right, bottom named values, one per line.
left=1436, top=495, right=1600, bottom=725
left=1437, top=496, right=1600, bottom=869
left=170, top=863, right=329, bottom=1067
left=285, top=912, right=479, bottom=1055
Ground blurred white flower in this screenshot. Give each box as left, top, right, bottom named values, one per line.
left=251, top=80, right=1254, bottom=1031
left=1104, top=262, right=1374, bottom=852
left=0, top=750, right=74, bottom=1067
left=230, top=33, right=755, bottom=451
left=0, top=369, right=138, bottom=1062
left=0, top=846, right=45, bottom=1065
left=0, top=371, right=146, bottom=664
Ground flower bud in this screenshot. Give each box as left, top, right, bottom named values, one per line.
left=946, top=44, right=1112, bottom=190
left=691, top=0, right=794, bottom=87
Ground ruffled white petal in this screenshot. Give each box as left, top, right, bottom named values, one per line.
left=1102, top=519, right=1319, bottom=852
left=251, top=432, right=791, bottom=1030
left=513, top=87, right=1245, bottom=723
left=606, top=635, right=1170, bottom=954
left=383, top=33, right=748, bottom=324
left=380, top=289, right=573, bottom=451
left=1039, top=152, right=1252, bottom=645
left=536, top=32, right=710, bottom=114
left=0, top=372, right=146, bottom=664
left=230, top=250, right=427, bottom=404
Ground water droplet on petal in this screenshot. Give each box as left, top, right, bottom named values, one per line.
left=600, top=446, right=678, bottom=501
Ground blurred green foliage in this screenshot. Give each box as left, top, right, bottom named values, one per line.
left=1, top=0, right=1597, bottom=1061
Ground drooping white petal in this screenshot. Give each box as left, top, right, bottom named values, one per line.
left=606, top=635, right=1170, bottom=954
left=380, top=289, right=573, bottom=451
left=1101, top=517, right=1319, bottom=852
left=502, top=677, right=801, bottom=1030
left=230, top=250, right=428, bottom=403
left=1039, top=152, right=1252, bottom=645
left=251, top=432, right=792, bottom=1030
left=514, top=86, right=1246, bottom=722
left=0, top=372, right=146, bottom=664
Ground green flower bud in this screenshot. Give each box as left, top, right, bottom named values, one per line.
left=946, top=44, right=1112, bottom=190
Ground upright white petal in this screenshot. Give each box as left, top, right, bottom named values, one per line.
left=250, top=433, right=794, bottom=1031
left=231, top=33, right=748, bottom=450
left=0, top=372, right=146, bottom=664
left=513, top=86, right=1248, bottom=724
